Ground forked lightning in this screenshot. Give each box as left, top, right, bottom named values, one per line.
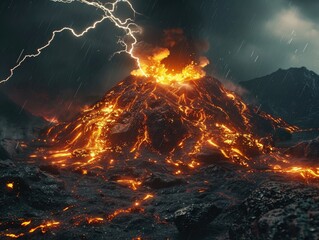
left=0, top=0, right=144, bottom=84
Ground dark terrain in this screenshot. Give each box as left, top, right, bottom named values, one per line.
left=1, top=73, right=319, bottom=240
left=1, top=139, right=319, bottom=240
left=240, top=67, right=319, bottom=129
left=0, top=93, right=46, bottom=139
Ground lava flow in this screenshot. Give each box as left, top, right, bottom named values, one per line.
left=28, top=43, right=319, bottom=180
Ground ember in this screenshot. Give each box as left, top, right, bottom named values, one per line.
left=6, top=182, right=14, bottom=189
left=31, top=72, right=311, bottom=180
left=2, top=0, right=319, bottom=239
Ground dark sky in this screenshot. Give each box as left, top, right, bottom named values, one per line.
left=0, top=0, right=318, bottom=120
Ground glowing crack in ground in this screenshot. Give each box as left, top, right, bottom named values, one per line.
left=0, top=0, right=144, bottom=84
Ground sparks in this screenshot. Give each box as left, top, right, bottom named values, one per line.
left=6, top=182, right=14, bottom=189
left=0, top=0, right=144, bottom=85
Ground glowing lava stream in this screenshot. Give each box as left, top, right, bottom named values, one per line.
left=0, top=0, right=144, bottom=84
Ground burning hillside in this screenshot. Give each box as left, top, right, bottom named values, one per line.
left=31, top=73, right=300, bottom=174
left=29, top=22, right=319, bottom=180
left=2, top=1, right=319, bottom=238
left=28, top=26, right=319, bottom=180
left=4, top=44, right=319, bottom=240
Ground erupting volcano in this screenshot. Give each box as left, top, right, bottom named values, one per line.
left=31, top=47, right=319, bottom=180
left=3, top=1, right=319, bottom=239
left=3, top=36, right=319, bottom=240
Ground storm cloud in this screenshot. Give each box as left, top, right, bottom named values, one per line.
left=0, top=0, right=318, bottom=120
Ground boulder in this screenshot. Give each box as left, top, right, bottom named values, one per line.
left=174, top=203, right=222, bottom=236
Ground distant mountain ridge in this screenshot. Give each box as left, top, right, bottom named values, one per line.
left=240, top=67, right=319, bottom=128
left=0, top=92, right=46, bottom=139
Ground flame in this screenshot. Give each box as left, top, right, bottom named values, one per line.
left=131, top=46, right=209, bottom=84
left=87, top=217, right=104, bottom=224
left=5, top=233, right=25, bottom=239
left=6, top=182, right=14, bottom=189
left=29, top=71, right=315, bottom=182
left=270, top=163, right=319, bottom=179
left=21, top=221, right=32, bottom=227
left=28, top=221, right=60, bottom=233
left=116, top=179, right=142, bottom=191
left=26, top=30, right=317, bottom=183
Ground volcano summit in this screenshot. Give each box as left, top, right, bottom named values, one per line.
left=32, top=75, right=296, bottom=175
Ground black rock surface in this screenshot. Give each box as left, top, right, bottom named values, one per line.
left=0, top=93, right=46, bottom=140
left=286, top=136, right=319, bottom=158
left=240, top=67, right=319, bottom=128
left=174, top=203, right=222, bottom=236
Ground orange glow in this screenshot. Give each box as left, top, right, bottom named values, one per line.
left=87, top=217, right=104, bottom=224
left=143, top=194, right=154, bottom=201
left=28, top=221, right=60, bottom=233
left=29, top=32, right=314, bottom=186
left=6, top=182, right=14, bottom=189
left=117, top=179, right=142, bottom=190
left=107, top=207, right=143, bottom=221
left=21, top=220, right=31, bottom=227
left=131, top=46, right=208, bottom=85
left=271, top=164, right=319, bottom=179
left=63, top=206, right=71, bottom=211
left=30, top=72, right=307, bottom=181
left=5, top=233, right=25, bottom=238
left=43, top=116, right=59, bottom=124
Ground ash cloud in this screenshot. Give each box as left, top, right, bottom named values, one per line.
left=1, top=0, right=319, bottom=121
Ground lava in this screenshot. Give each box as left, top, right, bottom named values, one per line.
left=131, top=46, right=209, bottom=84
left=6, top=182, right=14, bottom=189
left=4, top=221, right=60, bottom=239
left=30, top=71, right=317, bottom=180
left=29, top=62, right=319, bottom=180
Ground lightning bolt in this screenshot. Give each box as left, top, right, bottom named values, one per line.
left=0, top=0, right=145, bottom=85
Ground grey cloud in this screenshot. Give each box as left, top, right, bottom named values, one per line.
left=0, top=0, right=318, bottom=120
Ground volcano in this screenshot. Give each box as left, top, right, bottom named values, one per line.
left=33, top=75, right=295, bottom=174
left=3, top=75, right=319, bottom=240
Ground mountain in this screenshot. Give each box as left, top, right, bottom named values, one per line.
left=240, top=67, right=319, bottom=128
left=32, top=75, right=293, bottom=170
left=0, top=93, right=46, bottom=139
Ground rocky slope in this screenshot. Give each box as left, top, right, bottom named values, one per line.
left=1, top=75, right=318, bottom=239
left=0, top=93, right=46, bottom=139
left=240, top=67, right=319, bottom=128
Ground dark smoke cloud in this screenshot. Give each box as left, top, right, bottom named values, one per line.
left=0, top=0, right=318, bottom=121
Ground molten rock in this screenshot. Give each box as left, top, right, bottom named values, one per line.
left=35, top=76, right=293, bottom=171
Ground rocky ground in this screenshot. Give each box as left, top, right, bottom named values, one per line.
left=1, top=138, right=319, bottom=240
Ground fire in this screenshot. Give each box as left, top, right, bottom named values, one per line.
left=6, top=182, right=14, bottom=189
left=87, top=217, right=104, bottom=224
left=116, top=179, right=142, bottom=191
left=30, top=71, right=315, bottom=182
left=271, top=164, right=319, bottom=179
left=107, top=207, right=142, bottom=221
left=5, top=221, right=60, bottom=238
left=21, top=221, right=31, bottom=227
left=131, top=46, right=209, bottom=85
left=28, top=31, right=318, bottom=183
left=143, top=194, right=154, bottom=201
left=28, top=221, right=60, bottom=233
left=5, top=233, right=25, bottom=239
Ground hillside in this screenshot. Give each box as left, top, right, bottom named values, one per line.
left=240, top=67, right=319, bottom=128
